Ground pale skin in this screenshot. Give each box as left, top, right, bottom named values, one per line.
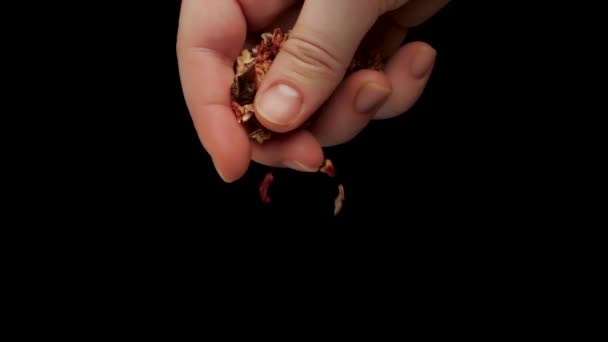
left=177, top=0, right=450, bottom=182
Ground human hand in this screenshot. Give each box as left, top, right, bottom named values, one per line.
left=177, top=0, right=449, bottom=182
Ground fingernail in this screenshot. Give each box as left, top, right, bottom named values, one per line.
left=355, top=83, right=392, bottom=114
left=284, top=160, right=318, bottom=172
left=411, top=46, right=437, bottom=79
left=255, top=84, right=302, bottom=125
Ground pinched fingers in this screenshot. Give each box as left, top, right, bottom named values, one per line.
left=251, top=130, right=325, bottom=172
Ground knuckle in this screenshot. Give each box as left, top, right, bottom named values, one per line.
left=279, top=34, right=345, bottom=81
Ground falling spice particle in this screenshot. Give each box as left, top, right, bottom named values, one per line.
left=319, top=159, right=336, bottom=178
left=258, top=160, right=346, bottom=216
left=259, top=172, right=274, bottom=204
left=334, top=184, right=345, bottom=216
left=319, top=159, right=345, bottom=216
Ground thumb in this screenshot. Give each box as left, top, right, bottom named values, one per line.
left=253, top=0, right=404, bottom=133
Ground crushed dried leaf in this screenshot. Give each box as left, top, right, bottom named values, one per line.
left=230, top=28, right=289, bottom=144
left=230, top=28, right=386, bottom=144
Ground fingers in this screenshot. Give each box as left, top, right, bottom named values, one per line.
left=310, top=69, right=392, bottom=147
left=251, top=130, right=325, bottom=172
left=374, top=41, right=436, bottom=120
left=309, top=41, right=436, bottom=146
left=177, top=0, right=250, bottom=182
left=254, top=42, right=436, bottom=159
left=252, top=0, right=385, bottom=133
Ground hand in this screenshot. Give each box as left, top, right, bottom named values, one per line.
left=177, top=0, right=449, bottom=182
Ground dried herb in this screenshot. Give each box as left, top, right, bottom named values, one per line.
left=231, top=28, right=386, bottom=143
left=334, top=184, right=345, bottom=216
left=259, top=172, right=274, bottom=205
left=231, top=28, right=289, bottom=144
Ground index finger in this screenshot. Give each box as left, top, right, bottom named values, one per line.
left=177, top=0, right=251, bottom=182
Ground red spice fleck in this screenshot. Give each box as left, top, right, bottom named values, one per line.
left=319, top=159, right=335, bottom=177
left=259, top=172, right=274, bottom=204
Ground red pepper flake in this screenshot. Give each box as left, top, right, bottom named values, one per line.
left=318, top=159, right=344, bottom=215
left=334, top=184, right=345, bottom=216
left=257, top=160, right=345, bottom=215
left=319, top=159, right=335, bottom=177
left=259, top=172, right=273, bottom=204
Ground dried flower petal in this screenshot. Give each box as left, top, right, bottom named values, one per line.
left=255, top=60, right=272, bottom=87
left=241, top=104, right=255, bottom=123
left=259, top=172, right=274, bottom=204
left=319, top=159, right=335, bottom=177
left=235, top=49, right=254, bottom=74
left=231, top=62, right=257, bottom=103
left=334, top=184, right=345, bottom=216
